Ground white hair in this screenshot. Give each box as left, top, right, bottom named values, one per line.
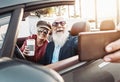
left=52, top=30, right=69, bottom=47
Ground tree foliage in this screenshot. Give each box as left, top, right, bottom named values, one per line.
left=34, top=7, right=53, bottom=17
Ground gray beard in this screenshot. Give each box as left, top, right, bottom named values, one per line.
left=52, top=31, right=69, bottom=47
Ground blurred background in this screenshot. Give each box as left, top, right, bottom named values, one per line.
left=18, top=0, right=120, bottom=37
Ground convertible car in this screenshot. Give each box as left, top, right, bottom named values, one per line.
left=0, top=0, right=74, bottom=82
left=1, top=0, right=120, bottom=82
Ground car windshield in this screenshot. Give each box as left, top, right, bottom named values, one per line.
left=0, top=13, right=11, bottom=49
left=17, top=5, right=79, bottom=64
left=18, top=5, right=78, bottom=38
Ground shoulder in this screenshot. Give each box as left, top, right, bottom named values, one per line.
left=46, top=41, right=54, bottom=48
left=67, top=35, right=78, bottom=46
left=68, top=35, right=78, bottom=41
left=48, top=41, right=54, bottom=45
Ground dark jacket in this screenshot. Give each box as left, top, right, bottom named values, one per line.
left=40, top=35, right=78, bottom=65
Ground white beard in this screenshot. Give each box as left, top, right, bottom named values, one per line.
left=52, top=30, right=69, bottom=47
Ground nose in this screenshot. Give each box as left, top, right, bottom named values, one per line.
left=57, top=23, right=61, bottom=27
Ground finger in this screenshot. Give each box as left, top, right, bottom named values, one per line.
left=23, top=49, right=29, bottom=56
left=23, top=51, right=27, bottom=56
left=23, top=51, right=29, bottom=56
left=25, top=46, right=29, bottom=51
left=104, top=50, right=120, bottom=62
left=105, top=39, right=120, bottom=53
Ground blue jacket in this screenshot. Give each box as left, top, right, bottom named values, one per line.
left=40, top=35, right=78, bottom=65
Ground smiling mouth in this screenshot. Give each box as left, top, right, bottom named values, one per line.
left=56, top=30, right=64, bottom=32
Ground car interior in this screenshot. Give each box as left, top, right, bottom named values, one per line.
left=2, top=0, right=120, bottom=82
left=15, top=19, right=90, bottom=60
left=0, top=1, right=75, bottom=82
left=100, top=19, right=115, bottom=31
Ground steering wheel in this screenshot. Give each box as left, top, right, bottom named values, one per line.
left=14, top=45, right=26, bottom=60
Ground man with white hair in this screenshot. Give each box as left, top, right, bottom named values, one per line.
left=40, top=17, right=78, bottom=65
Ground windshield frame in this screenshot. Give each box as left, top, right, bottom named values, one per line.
left=0, top=7, right=24, bottom=57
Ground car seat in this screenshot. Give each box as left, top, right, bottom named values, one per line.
left=100, top=20, right=115, bottom=31
left=70, top=21, right=90, bottom=36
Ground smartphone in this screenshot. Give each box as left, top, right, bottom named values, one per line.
left=78, top=30, right=120, bottom=61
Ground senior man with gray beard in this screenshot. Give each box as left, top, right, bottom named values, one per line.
left=40, top=17, right=78, bottom=65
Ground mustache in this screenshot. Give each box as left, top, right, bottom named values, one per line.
left=56, top=28, right=64, bottom=32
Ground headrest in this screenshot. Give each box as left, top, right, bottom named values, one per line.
left=100, top=20, right=115, bottom=31
left=70, top=21, right=90, bottom=36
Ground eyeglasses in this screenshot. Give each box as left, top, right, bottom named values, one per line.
left=52, top=21, right=66, bottom=27
left=37, top=29, right=49, bottom=35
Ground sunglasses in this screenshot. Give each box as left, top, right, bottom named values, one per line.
left=52, top=21, right=66, bottom=27
left=37, top=29, right=49, bottom=35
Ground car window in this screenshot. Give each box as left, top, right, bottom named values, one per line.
left=18, top=15, right=40, bottom=38
left=0, top=13, right=11, bottom=49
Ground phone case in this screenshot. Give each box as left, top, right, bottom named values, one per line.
left=78, top=30, right=120, bottom=61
